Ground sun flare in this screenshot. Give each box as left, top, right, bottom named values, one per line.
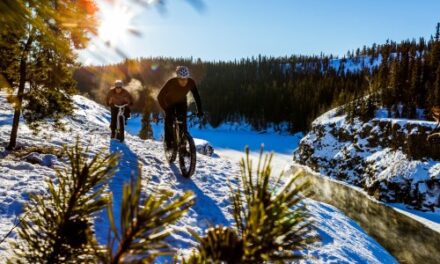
left=98, top=3, right=134, bottom=46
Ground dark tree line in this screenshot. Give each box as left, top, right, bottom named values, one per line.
left=74, top=56, right=370, bottom=132
left=347, top=23, right=440, bottom=121
left=74, top=23, right=440, bottom=132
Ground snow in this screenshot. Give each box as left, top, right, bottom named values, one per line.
left=293, top=55, right=382, bottom=76
left=303, top=200, right=396, bottom=263
left=389, top=203, right=440, bottom=231
left=328, top=55, right=381, bottom=74
left=297, top=105, right=440, bottom=212
left=126, top=112, right=396, bottom=263
left=193, top=138, right=214, bottom=156
left=0, top=92, right=396, bottom=263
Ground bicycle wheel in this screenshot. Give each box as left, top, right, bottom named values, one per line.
left=164, top=126, right=177, bottom=163
left=117, top=115, right=125, bottom=142
left=179, top=132, right=196, bottom=178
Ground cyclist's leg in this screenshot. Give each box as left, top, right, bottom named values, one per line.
left=110, top=106, right=118, bottom=138
left=124, top=106, right=131, bottom=124
left=164, top=107, right=176, bottom=149
left=176, top=103, right=189, bottom=154
left=176, top=103, right=188, bottom=132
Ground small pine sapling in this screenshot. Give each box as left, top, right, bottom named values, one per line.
left=10, top=140, right=119, bottom=263
left=184, top=148, right=317, bottom=263
left=104, top=171, right=195, bottom=263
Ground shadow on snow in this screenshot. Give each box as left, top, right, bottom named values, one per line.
left=94, top=139, right=139, bottom=245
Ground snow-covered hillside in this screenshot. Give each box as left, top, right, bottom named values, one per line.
left=280, top=55, right=381, bottom=75
left=0, top=93, right=396, bottom=262
left=295, top=107, right=440, bottom=211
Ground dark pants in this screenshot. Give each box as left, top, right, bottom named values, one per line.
left=165, top=103, right=187, bottom=148
left=110, top=106, right=131, bottom=131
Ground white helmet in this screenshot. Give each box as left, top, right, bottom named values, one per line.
left=114, top=80, right=123, bottom=88
left=176, top=66, right=190, bottom=78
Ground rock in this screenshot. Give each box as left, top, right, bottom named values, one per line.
left=23, top=152, right=57, bottom=167
left=294, top=112, right=440, bottom=210
left=194, top=138, right=214, bottom=156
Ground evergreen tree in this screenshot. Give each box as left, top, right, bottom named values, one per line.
left=431, top=64, right=440, bottom=106
left=139, top=111, right=153, bottom=140
left=10, top=141, right=118, bottom=263
left=138, top=91, right=155, bottom=140
left=184, top=149, right=317, bottom=263
left=0, top=0, right=98, bottom=150
left=435, top=22, right=440, bottom=42
left=10, top=141, right=195, bottom=263
left=104, top=172, right=194, bottom=263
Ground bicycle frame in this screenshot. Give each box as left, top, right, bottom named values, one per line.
left=163, top=112, right=197, bottom=177
left=114, top=104, right=128, bottom=133
left=175, top=117, right=185, bottom=137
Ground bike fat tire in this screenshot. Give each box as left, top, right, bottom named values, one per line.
left=179, top=132, right=196, bottom=178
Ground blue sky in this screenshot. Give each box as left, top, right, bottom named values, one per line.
left=78, top=0, right=440, bottom=65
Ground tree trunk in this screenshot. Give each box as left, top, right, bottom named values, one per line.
left=6, top=56, right=27, bottom=150
left=6, top=31, right=34, bottom=151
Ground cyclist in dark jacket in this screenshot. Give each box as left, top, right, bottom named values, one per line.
left=157, top=66, right=203, bottom=150
left=106, top=80, right=134, bottom=139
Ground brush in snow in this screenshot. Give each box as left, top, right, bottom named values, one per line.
left=182, top=148, right=318, bottom=263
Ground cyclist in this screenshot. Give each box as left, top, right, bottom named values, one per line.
left=106, top=80, right=134, bottom=139
left=157, top=66, right=203, bottom=151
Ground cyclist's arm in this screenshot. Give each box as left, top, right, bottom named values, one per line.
left=106, top=91, right=112, bottom=106
left=190, top=80, right=203, bottom=114
left=158, top=81, right=171, bottom=110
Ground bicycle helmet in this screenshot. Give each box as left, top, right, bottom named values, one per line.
left=176, top=66, right=190, bottom=78
left=114, top=80, right=123, bottom=88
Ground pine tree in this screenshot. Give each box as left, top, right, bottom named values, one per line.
left=10, top=140, right=118, bottom=263
left=0, top=0, right=98, bottom=150
left=10, top=140, right=195, bottom=263
left=139, top=111, right=153, bottom=140
left=104, top=171, right=194, bottom=263
left=184, top=149, right=317, bottom=263
left=435, top=22, right=440, bottom=42
left=409, top=57, right=422, bottom=116
left=138, top=90, right=155, bottom=140
left=431, top=64, right=440, bottom=107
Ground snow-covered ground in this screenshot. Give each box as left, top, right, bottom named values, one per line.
left=0, top=93, right=396, bottom=263
left=296, top=106, right=440, bottom=219
left=126, top=115, right=396, bottom=263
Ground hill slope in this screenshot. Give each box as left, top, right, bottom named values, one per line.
left=294, top=107, right=440, bottom=211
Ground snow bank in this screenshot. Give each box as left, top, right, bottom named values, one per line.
left=295, top=107, right=440, bottom=211
left=193, top=138, right=214, bottom=156
left=290, top=164, right=440, bottom=264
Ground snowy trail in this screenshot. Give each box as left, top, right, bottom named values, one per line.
left=127, top=116, right=397, bottom=263
left=95, top=141, right=141, bottom=244
left=0, top=94, right=396, bottom=262
left=213, top=150, right=397, bottom=263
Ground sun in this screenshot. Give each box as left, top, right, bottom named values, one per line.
left=98, top=2, right=135, bottom=46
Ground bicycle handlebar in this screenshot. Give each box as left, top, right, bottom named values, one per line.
left=114, top=104, right=128, bottom=108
